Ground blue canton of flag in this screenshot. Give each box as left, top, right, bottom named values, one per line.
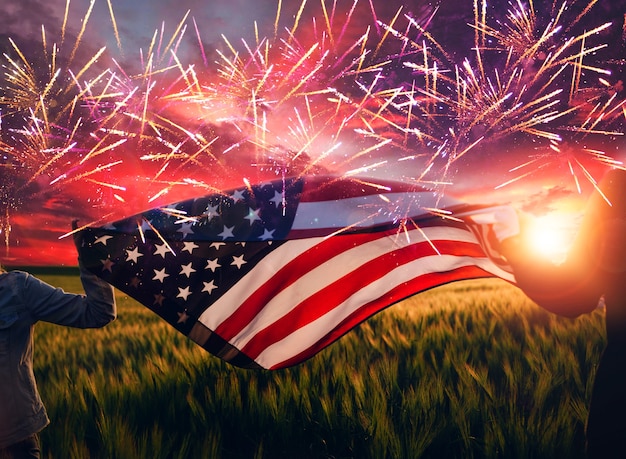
left=79, top=178, right=303, bottom=368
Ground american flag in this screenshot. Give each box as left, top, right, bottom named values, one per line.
left=78, top=175, right=515, bottom=370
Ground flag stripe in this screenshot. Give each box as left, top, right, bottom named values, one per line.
left=296, top=176, right=422, bottom=201
left=270, top=264, right=498, bottom=369
left=239, top=238, right=487, bottom=360
left=202, top=225, right=476, bottom=346
left=210, top=230, right=388, bottom=340
left=255, top=255, right=506, bottom=369
left=290, top=192, right=456, bottom=233
left=195, top=237, right=320, bottom=330
left=209, top=225, right=511, bottom=365
left=204, top=233, right=390, bottom=340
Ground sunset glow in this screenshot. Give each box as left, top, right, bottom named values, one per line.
left=525, top=213, right=579, bottom=264
left=0, top=0, right=624, bottom=266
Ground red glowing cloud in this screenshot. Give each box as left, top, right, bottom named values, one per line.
left=1, top=0, right=624, bottom=266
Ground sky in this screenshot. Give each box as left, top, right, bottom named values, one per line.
left=1, top=0, right=625, bottom=266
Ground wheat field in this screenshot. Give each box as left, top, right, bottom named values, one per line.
left=30, top=270, right=605, bottom=458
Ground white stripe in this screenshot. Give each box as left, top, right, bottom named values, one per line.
left=255, top=254, right=513, bottom=368
left=228, top=227, right=458, bottom=350
left=291, top=192, right=460, bottom=230
left=198, top=226, right=479, bottom=338
left=196, top=236, right=322, bottom=327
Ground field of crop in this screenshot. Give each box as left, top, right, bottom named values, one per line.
left=29, top=270, right=605, bottom=458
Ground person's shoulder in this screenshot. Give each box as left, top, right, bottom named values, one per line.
left=0, top=270, right=33, bottom=284
left=0, top=271, right=30, bottom=299
left=1, top=269, right=29, bottom=276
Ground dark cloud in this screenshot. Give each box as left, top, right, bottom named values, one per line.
left=0, top=0, right=63, bottom=41
left=0, top=0, right=117, bottom=78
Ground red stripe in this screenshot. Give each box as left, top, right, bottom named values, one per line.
left=213, top=229, right=394, bottom=341
left=270, top=264, right=494, bottom=369
left=240, top=239, right=486, bottom=359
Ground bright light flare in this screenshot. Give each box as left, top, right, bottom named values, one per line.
left=524, top=213, right=578, bottom=264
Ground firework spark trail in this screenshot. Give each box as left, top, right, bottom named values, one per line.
left=1, top=0, right=393, bottom=247
left=0, top=0, right=624, bottom=256
left=107, top=0, right=626, bottom=232
left=374, top=0, right=624, bottom=190
left=189, top=0, right=415, bottom=181
left=0, top=3, right=217, bottom=247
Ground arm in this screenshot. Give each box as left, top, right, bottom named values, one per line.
left=23, top=261, right=116, bottom=328
left=23, top=223, right=116, bottom=328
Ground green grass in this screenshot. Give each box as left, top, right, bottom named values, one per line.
left=31, top=273, right=605, bottom=458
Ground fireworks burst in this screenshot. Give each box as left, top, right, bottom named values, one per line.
left=373, top=0, right=624, bottom=188
left=0, top=0, right=624, bottom=259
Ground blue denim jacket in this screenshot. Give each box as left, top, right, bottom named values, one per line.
left=0, top=264, right=116, bottom=448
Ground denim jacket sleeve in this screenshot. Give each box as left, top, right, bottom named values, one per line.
left=23, top=261, right=116, bottom=328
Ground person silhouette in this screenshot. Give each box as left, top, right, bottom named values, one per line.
left=500, top=169, right=626, bottom=458
left=0, top=224, right=116, bottom=459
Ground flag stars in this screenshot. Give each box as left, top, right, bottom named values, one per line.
left=203, top=203, right=219, bottom=220
left=180, top=262, right=196, bottom=278
left=218, top=225, right=235, bottom=240
left=270, top=190, right=284, bottom=207
left=231, top=189, right=246, bottom=202
left=100, top=258, right=115, bottom=273
left=244, top=207, right=262, bottom=224
left=95, top=235, right=113, bottom=246
left=202, top=280, right=217, bottom=294
left=182, top=241, right=199, bottom=254
left=154, top=243, right=172, bottom=258
left=126, top=246, right=143, bottom=263
left=129, top=277, right=141, bottom=288
left=176, top=222, right=195, bottom=239
left=205, top=259, right=221, bottom=272
left=259, top=228, right=275, bottom=241
left=177, top=310, right=191, bottom=324
left=153, top=268, right=170, bottom=283
left=177, top=286, right=192, bottom=301
left=231, top=254, right=247, bottom=269
left=210, top=242, right=225, bottom=251
left=139, top=218, right=153, bottom=234
left=153, top=293, right=165, bottom=307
